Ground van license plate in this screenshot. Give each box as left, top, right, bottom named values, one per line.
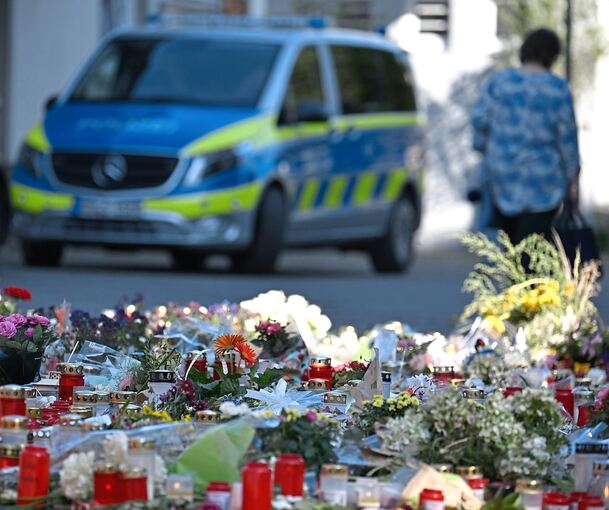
left=78, top=199, right=141, bottom=219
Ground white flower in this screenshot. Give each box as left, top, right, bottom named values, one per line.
left=404, top=374, right=436, bottom=400
left=60, top=451, right=95, bottom=501
left=103, top=431, right=128, bottom=466
left=561, top=306, right=579, bottom=335
left=245, top=379, right=321, bottom=414
left=219, top=401, right=251, bottom=417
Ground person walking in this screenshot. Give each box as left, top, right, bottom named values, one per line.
left=470, top=28, right=580, bottom=244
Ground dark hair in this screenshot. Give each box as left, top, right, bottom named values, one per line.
left=519, top=28, right=561, bottom=69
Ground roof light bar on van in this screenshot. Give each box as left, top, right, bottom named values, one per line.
left=146, top=13, right=330, bottom=29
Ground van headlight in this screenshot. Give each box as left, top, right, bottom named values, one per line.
left=16, top=143, right=43, bottom=177
left=183, top=149, right=240, bottom=187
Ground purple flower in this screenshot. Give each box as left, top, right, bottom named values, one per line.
left=0, top=321, right=17, bottom=339
left=28, top=315, right=51, bottom=328
left=6, top=314, right=27, bottom=328
left=305, top=411, right=317, bottom=422
left=24, top=327, right=35, bottom=337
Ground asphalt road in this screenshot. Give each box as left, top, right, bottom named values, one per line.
left=1, top=236, right=607, bottom=334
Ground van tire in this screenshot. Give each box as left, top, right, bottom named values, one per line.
left=21, top=240, right=63, bottom=267
left=369, top=196, right=416, bottom=273
left=231, top=187, right=285, bottom=274
left=171, top=249, right=205, bottom=272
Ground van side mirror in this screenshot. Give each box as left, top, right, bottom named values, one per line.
left=45, top=94, right=58, bottom=111
left=296, top=101, right=328, bottom=123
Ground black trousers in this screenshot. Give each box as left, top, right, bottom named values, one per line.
left=493, top=207, right=559, bottom=245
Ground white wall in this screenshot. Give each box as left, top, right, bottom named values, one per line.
left=7, top=0, right=102, bottom=160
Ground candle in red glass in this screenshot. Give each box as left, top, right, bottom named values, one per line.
left=0, top=385, right=26, bottom=417
left=275, top=454, right=305, bottom=497
left=57, top=363, right=85, bottom=404
left=94, top=463, right=121, bottom=505
left=17, top=444, right=50, bottom=508
left=580, top=496, right=604, bottom=510
left=432, top=366, right=455, bottom=385
left=503, top=387, right=523, bottom=398
left=419, top=489, right=445, bottom=510
left=185, top=351, right=208, bottom=377
left=309, top=357, right=332, bottom=382
left=554, top=388, right=575, bottom=417
left=242, top=461, right=272, bottom=510
left=543, top=492, right=570, bottom=510
left=0, top=444, right=20, bottom=469
left=574, top=389, right=595, bottom=427
left=213, top=354, right=238, bottom=381
left=121, top=467, right=148, bottom=502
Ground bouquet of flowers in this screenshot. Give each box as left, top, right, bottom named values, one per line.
left=252, top=320, right=306, bottom=362
left=354, top=390, right=420, bottom=437
left=332, top=360, right=369, bottom=388
left=0, top=286, right=32, bottom=315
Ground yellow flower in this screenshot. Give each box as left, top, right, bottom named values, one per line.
left=142, top=405, right=173, bottom=422
left=563, top=282, right=575, bottom=298
left=484, top=315, right=506, bottom=335
left=372, top=395, right=384, bottom=408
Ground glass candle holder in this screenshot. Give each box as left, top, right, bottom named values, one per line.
left=319, top=464, right=348, bottom=506
left=148, top=370, right=177, bottom=405
left=588, top=460, right=609, bottom=507
left=554, top=388, right=575, bottom=418
left=94, top=391, right=111, bottom=415
left=242, top=461, right=272, bottom=510
left=17, top=444, right=50, bottom=508
left=456, top=465, right=482, bottom=480
left=165, top=473, right=194, bottom=502
left=1, top=415, right=29, bottom=445
left=0, top=385, right=26, bottom=417
left=574, top=442, right=609, bottom=492
left=355, top=477, right=381, bottom=508
left=94, top=463, right=121, bottom=505
left=127, top=436, right=156, bottom=501
left=573, top=389, right=595, bottom=427
left=213, top=353, right=238, bottom=381
left=468, top=478, right=489, bottom=502
left=275, top=454, right=305, bottom=497
left=432, top=366, right=455, bottom=385
left=419, top=488, right=445, bottom=510
left=0, top=444, right=21, bottom=469
left=543, top=492, right=570, bottom=510
left=57, top=363, right=84, bottom=404
left=185, top=351, right=208, bottom=377
left=109, top=391, right=138, bottom=413
left=57, top=413, right=85, bottom=444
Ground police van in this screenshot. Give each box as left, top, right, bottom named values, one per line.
left=10, top=15, right=425, bottom=273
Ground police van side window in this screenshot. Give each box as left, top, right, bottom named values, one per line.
left=279, top=47, right=325, bottom=125
left=332, top=45, right=416, bottom=114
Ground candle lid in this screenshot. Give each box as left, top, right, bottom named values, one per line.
left=575, top=377, right=592, bottom=388
left=431, top=464, right=453, bottom=473
left=433, top=366, right=455, bottom=374
left=74, top=391, right=98, bottom=404
left=0, top=384, right=25, bottom=399
left=21, top=386, right=37, bottom=399
left=94, top=391, right=111, bottom=402
left=308, top=379, right=331, bottom=390
left=461, top=388, right=485, bottom=400
left=128, top=436, right=155, bottom=450
left=593, top=460, right=609, bottom=473
left=575, top=442, right=609, bottom=454
left=57, top=363, right=84, bottom=375
left=320, top=464, right=348, bottom=476
left=381, top=372, right=391, bottom=383
left=110, top=391, right=137, bottom=404
left=0, top=443, right=21, bottom=458
left=149, top=370, right=177, bottom=384
left=450, top=378, right=465, bottom=387
left=515, top=479, right=543, bottom=491
left=120, top=466, right=147, bottom=478
left=120, top=404, right=142, bottom=417
left=456, top=465, right=481, bottom=478
left=69, top=405, right=94, bottom=419
left=323, top=393, right=348, bottom=405
left=59, top=413, right=84, bottom=427
left=79, top=421, right=106, bottom=432
left=195, top=410, right=219, bottom=423
left=31, top=429, right=51, bottom=440
left=26, top=407, right=43, bottom=419
left=186, top=351, right=207, bottom=360
left=1, top=415, right=29, bottom=430
left=95, top=462, right=118, bottom=474
left=310, top=357, right=331, bottom=367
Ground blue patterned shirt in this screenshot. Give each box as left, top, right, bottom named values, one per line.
left=471, top=67, right=580, bottom=215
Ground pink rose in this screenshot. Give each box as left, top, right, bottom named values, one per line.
left=28, top=315, right=51, bottom=328
left=6, top=314, right=27, bottom=328
left=0, top=321, right=17, bottom=339
left=305, top=411, right=317, bottom=422
left=267, top=323, right=283, bottom=335
left=24, top=327, right=35, bottom=337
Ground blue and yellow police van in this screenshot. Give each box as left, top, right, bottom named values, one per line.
left=10, top=15, right=425, bottom=273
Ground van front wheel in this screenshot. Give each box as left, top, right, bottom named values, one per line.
left=231, top=187, right=285, bottom=274
left=368, top=197, right=416, bottom=273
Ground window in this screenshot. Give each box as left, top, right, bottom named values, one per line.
left=280, top=46, right=324, bottom=124
left=70, top=37, right=280, bottom=108
left=332, top=45, right=416, bottom=114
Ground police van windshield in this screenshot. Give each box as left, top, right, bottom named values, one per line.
left=70, top=37, right=280, bottom=107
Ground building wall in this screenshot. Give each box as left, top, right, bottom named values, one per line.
left=5, top=0, right=102, bottom=162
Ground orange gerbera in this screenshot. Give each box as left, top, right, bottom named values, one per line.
left=214, top=334, right=257, bottom=366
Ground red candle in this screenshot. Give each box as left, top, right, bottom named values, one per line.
left=580, top=496, right=604, bottom=510
left=543, top=492, right=570, bottom=510
left=503, top=387, right=523, bottom=398
left=185, top=351, right=208, bottom=377
left=0, top=385, right=26, bottom=417
left=94, top=464, right=121, bottom=505
left=275, top=454, right=305, bottom=497
left=0, top=444, right=20, bottom=469
left=420, top=488, right=445, bottom=510
left=17, top=445, right=50, bottom=508
left=57, top=364, right=85, bottom=404
left=554, top=388, right=575, bottom=417
left=242, top=461, right=272, bottom=510
left=120, top=467, right=148, bottom=502
left=432, top=366, right=455, bottom=386
left=309, top=357, right=332, bottom=382
left=213, top=354, right=238, bottom=381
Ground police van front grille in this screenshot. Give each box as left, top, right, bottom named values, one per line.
left=63, top=218, right=157, bottom=236
left=52, top=153, right=178, bottom=190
